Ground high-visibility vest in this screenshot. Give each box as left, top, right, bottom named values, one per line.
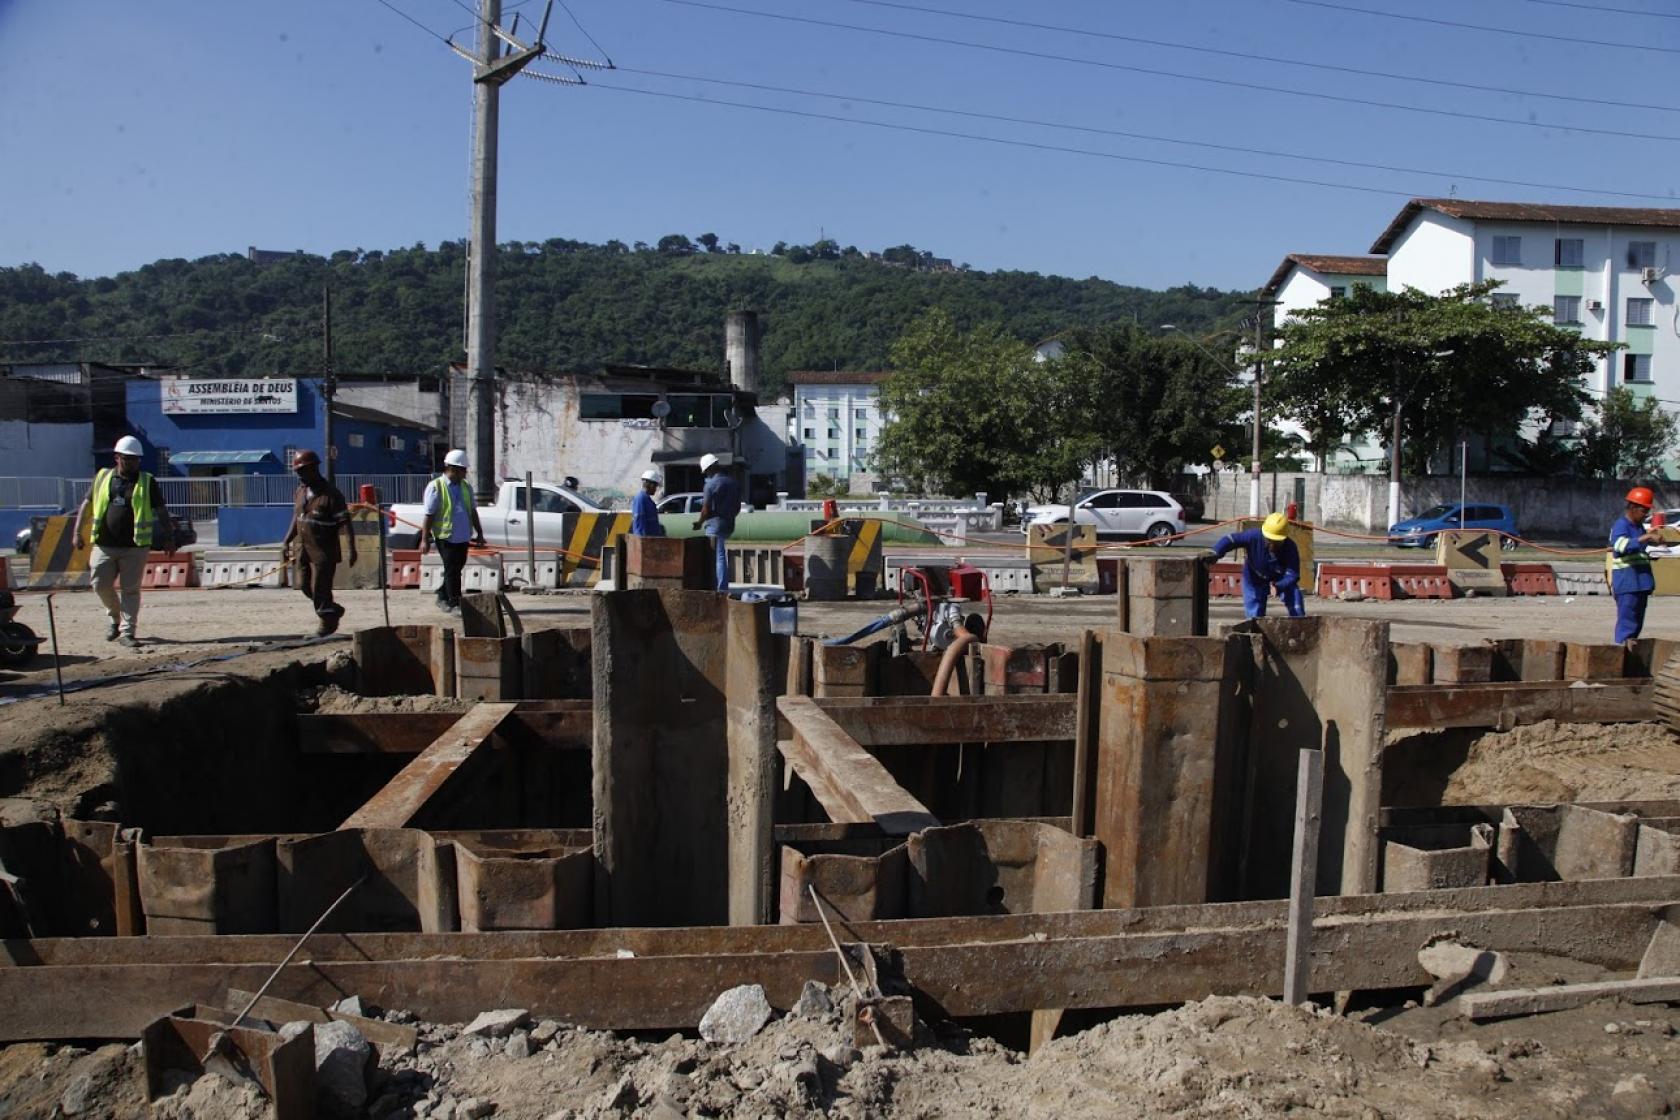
left=90, top=467, right=155, bottom=548
left=430, top=476, right=474, bottom=540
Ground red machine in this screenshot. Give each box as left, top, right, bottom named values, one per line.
left=895, top=562, right=993, bottom=651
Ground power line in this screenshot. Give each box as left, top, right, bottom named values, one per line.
left=366, top=0, right=450, bottom=42
left=619, top=65, right=1680, bottom=203
left=662, top=1, right=1680, bottom=144
left=1284, top=0, right=1680, bottom=55
left=590, top=81, right=1423, bottom=197
left=833, top=0, right=1680, bottom=116
left=556, top=0, right=614, bottom=66
left=1505, top=0, right=1680, bottom=17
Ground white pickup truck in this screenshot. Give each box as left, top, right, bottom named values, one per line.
left=388, top=479, right=606, bottom=550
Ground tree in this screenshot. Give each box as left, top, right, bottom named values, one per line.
left=874, top=309, right=1099, bottom=501
left=807, top=472, right=849, bottom=498
left=656, top=234, right=695, bottom=256
left=696, top=232, right=720, bottom=254
left=1268, top=282, right=1616, bottom=473
left=1056, top=325, right=1246, bottom=488
left=1577, top=387, right=1680, bottom=480
left=771, top=241, right=788, bottom=256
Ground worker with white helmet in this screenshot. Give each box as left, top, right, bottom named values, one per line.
left=631, top=468, right=666, bottom=537
left=72, top=435, right=175, bottom=648
left=420, top=449, right=486, bottom=613
left=693, top=452, right=741, bottom=591
left=1210, top=512, right=1305, bottom=619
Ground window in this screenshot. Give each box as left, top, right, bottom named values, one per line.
left=1553, top=295, right=1582, bottom=324
left=1625, top=354, right=1653, bottom=383
left=1328, top=286, right=1347, bottom=299
left=1555, top=238, right=1584, bottom=268
left=579, top=393, right=657, bottom=420
left=347, top=432, right=365, bottom=448
left=1138, top=493, right=1171, bottom=508
left=1629, top=297, right=1655, bottom=326
left=855, top=428, right=867, bottom=441
left=828, top=408, right=839, bottom=420
left=667, top=395, right=724, bottom=428
left=1491, top=236, right=1522, bottom=266
left=802, top=427, right=814, bottom=440
left=854, top=408, right=868, bottom=420
left=1628, top=241, right=1657, bottom=270
left=1083, top=492, right=1120, bottom=509
left=827, top=428, right=841, bottom=440
left=507, top=487, right=578, bottom=515
left=1490, top=293, right=1520, bottom=310
left=804, top=403, right=814, bottom=416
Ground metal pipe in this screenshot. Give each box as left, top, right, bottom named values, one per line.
left=525, top=470, right=537, bottom=587
left=44, top=593, right=65, bottom=707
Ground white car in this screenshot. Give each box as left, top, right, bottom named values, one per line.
left=657, top=492, right=706, bottom=515
left=1022, top=488, right=1186, bottom=541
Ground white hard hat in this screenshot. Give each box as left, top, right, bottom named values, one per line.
left=640, top=469, right=663, bottom=485
left=113, top=436, right=143, bottom=457
left=443, top=449, right=469, bottom=468
left=699, top=453, right=721, bottom=473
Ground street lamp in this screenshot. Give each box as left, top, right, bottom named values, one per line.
left=1163, top=324, right=1262, bottom=518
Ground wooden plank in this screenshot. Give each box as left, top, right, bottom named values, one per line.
left=1384, top=680, right=1652, bottom=731
left=777, top=697, right=939, bottom=835
left=298, top=704, right=592, bottom=754
left=1460, top=977, right=1680, bottom=1021
left=810, top=695, right=1077, bottom=746
left=1283, top=748, right=1325, bottom=1005
left=1070, top=630, right=1099, bottom=838
left=339, top=703, right=517, bottom=830
left=0, top=895, right=1660, bottom=1040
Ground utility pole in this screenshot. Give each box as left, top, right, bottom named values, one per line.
left=461, top=0, right=553, bottom=496
left=322, top=285, right=337, bottom=482
left=1239, top=298, right=1280, bottom=519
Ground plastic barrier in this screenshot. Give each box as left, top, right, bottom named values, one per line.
left=387, top=549, right=422, bottom=589
left=1317, top=563, right=1397, bottom=601
left=24, top=515, right=92, bottom=590
left=1208, top=562, right=1245, bottom=598
left=140, top=553, right=199, bottom=590
left=1501, top=562, right=1558, bottom=596
left=1389, top=566, right=1453, bottom=599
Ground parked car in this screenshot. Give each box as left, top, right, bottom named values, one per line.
left=1021, top=488, right=1186, bottom=541
left=14, top=518, right=196, bottom=555
left=1387, top=502, right=1518, bottom=549
left=657, top=492, right=706, bottom=515
left=387, top=479, right=606, bottom=549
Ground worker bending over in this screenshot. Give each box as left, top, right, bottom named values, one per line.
left=1609, top=486, right=1659, bottom=647
left=1211, top=512, right=1305, bottom=619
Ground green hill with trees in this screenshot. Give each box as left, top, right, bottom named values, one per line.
left=0, top=237, right=1249, bottom=391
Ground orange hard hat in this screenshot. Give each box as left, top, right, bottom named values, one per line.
left=291, top=449, right=322, bottom=470
left=1626, top=486, right=1655, bottom=508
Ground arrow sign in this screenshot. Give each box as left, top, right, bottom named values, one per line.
left=1455, top=532, right=1493, bottom=569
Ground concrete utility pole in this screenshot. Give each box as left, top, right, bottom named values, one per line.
left=322, top=285, right=337, bottom=482
left=464, top=0, right=503, bottom=498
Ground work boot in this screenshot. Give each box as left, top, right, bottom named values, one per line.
left=105, top=618, right=119, bottom=642
left=317, top=613, right=340, bottom=637
left=117, top=634, right=140, bottom=649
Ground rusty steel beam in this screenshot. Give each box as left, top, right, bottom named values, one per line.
left=299, top=702, right=592, bottom=754
left=0, top=884, right=1664, bottom=1039
left=1385, top=679, right=1652, bottom=731
left=339, top=703, right=517, bottom=830
left=777, top=697, right=940, bottom=834
left=809, top=695, right=1077, bottom=746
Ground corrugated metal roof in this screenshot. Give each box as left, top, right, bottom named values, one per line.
left=166, top=450, right=276, bottom=466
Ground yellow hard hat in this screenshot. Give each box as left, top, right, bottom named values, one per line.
left=1261, top=512, right=1289, bottom=541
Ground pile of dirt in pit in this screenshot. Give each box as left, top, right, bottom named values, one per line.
left=300, top=684, right=473, bottom=715
left=1441, top=718, right=1680, bottom=805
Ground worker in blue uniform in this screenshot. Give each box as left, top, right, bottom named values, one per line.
left=630, top=469, right=666, bottom=537
left=1211, top=512, right=1305, bottom=618
left=1609, top=485, right=1659, bottom=647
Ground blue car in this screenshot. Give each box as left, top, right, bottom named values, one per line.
left=1388, top=502, right=1519, bottom=550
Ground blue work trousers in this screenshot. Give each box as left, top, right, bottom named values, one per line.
left=704, top=518, right=730, bottom=592
left=1614, top=591, right=1650, bottom=644
left=1242, top=578, right=1305, bottom=619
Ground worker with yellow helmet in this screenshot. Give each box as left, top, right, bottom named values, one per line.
left=1211, top=512, right=1305, bottom=619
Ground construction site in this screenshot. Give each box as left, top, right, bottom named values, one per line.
left=2, top=521, right=1680, bottom=1120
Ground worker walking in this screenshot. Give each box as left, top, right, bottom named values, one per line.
left=419, top=449, right=486, bottom=614
left=1610, top=486, right=1660, bottom=647
left=280, top=450, right=357, bottom=636
left=1211, top=512, right=1305, bottom=619
left=693, top=453, right=741, bottom=591
left=72, top=435, right=174, bottom=648
left=631, top=469, right=666, bottom=536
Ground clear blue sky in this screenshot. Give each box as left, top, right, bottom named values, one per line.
left=2, top=0, right=1676, bottom=291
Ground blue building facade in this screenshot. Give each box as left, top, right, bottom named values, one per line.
left=124, top=376, right=437, bottom=477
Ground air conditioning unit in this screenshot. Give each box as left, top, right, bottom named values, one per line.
left=1587, top=300, right=1604, bottom=312
left=1643, top=267, right=1661, bottom=284
left=383, top=434, right=403, bottom=451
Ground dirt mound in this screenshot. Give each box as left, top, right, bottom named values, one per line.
left=300, top=684, right=471, bottom=715
left=1442, top=719, right=1680, bottom=805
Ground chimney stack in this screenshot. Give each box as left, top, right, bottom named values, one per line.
left=726, top=310, right=761, bottom=395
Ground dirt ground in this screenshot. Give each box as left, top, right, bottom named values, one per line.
left=7, top=986, right=1680, bottom=1119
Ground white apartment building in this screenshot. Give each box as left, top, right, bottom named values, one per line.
left=1372, top=200, right=1680, bottom=420
left=786, top=371, right=890, bottom=492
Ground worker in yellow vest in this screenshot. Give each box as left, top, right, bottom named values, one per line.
left=72, top=436, right=174, bottom=648
left=419, top=449, right=485, bottom=613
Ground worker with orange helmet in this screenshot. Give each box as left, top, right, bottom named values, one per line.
left=1211, top=512, right=1305, bottom=619
left=1610, top=486, right=1660, bottom=646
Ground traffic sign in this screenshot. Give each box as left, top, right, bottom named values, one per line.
left=1210, top=444, right=1226, bottom=460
